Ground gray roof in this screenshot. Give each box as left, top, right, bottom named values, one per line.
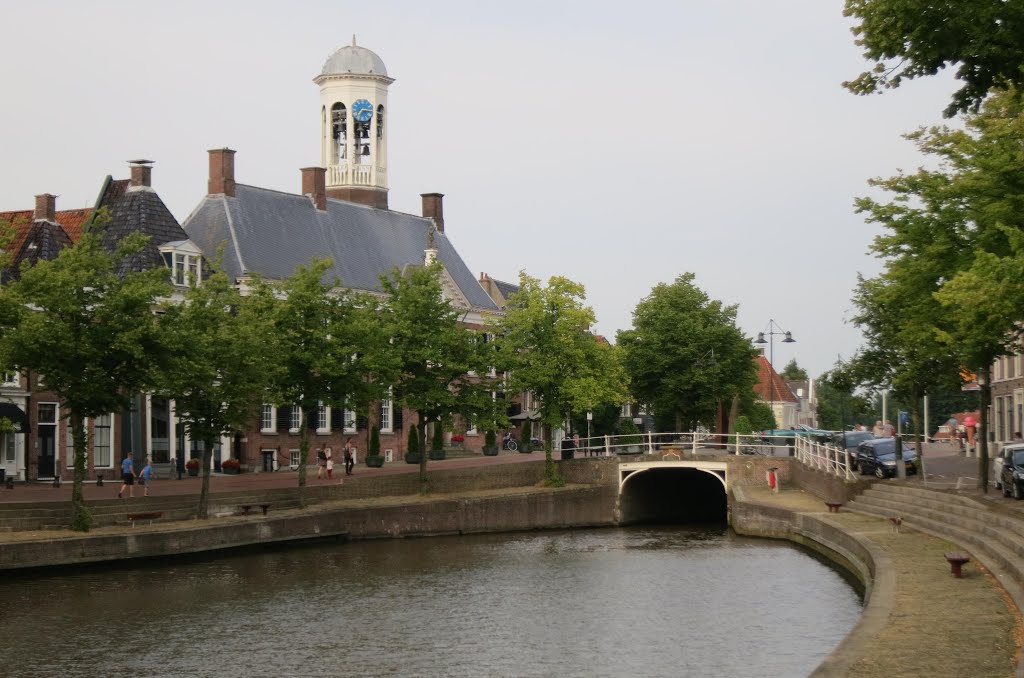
left=494, top=278, right=519, bottom=301
left=182, top=184, right=498, bottom=311
left=321, top=44, right=388, bottom=77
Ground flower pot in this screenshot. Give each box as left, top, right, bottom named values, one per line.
left=365, top=455, right=384, bottom=468
left=187, top=468, right=199, bottom=477
left=222, top=467, right=240, bottom=475
left=429, top=450, right=447, bottom=460
left=405, top=452, right=422, bottom=464
left=482, top=446, right=499, bottom=456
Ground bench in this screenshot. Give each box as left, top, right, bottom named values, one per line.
left=944, top=551, right=971, bottom=578
left=824, top=502, right=843, bottom=513
left=126, top=511, right=163, bottom=527
left=239, top=504, right=271, bottom=516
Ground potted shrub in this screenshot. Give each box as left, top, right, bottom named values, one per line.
left=450, top=433, right=465, bottom=449
left=366, top=426, right=385, bottom=467
left=221, top=458, right=241, bottom=474
left=185, top=458, right=200, bottom=476
left=405, top=425, right=421, bottom=464
left=482, top=429, right=499, bottom=456
left=429, top=423, right=446, bottom=460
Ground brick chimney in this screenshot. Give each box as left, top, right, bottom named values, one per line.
left=301, top=167, right=327, bottom=211
left=421, top=192, right=444, bottom=233
left=128, top=159, right=153, bottom=188
left=33, top=194, right=56, bottom=222
left=208, top=148, right=236, bottom=197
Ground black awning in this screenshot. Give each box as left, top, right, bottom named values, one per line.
left=0, top=402, right=29, bottom=434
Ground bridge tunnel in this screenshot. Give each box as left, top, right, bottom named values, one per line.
left=619, top=467, right=727, bottom=525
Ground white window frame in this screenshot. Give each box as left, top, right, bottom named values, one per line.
left=65, top=418, right=85, bottom=469
left=1, top=371, right=18, bottom=387
left=467, top=419, right=478, bottom=436
left=290, top=405, right=301, bottom=433
left=344, top=407, right=357, bottom=434
left=1, top=432, right=15, bottom=464
left=317, top=402, right=330, bottom=434
left=620, top=403, right=632, bottom=418
left=289, top=448, right=300, bottom=469
left=380, top=395, right=393, bottom=434
left=260, top=404, right=276, bottom=433
left=93, top=413, right=114, bottom=468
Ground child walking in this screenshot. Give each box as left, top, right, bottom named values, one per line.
left=138, top=458, right=154, bottom=497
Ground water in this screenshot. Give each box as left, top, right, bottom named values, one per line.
left=0, top=527, right=861, bottom=678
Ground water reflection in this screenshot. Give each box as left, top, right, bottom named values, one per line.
left=0, top=527, right=861, bottom=678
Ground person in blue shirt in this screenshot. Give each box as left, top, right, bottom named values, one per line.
left=119, top=451, right=135, bottom=499
left=139, top=458, right=154, bottom=497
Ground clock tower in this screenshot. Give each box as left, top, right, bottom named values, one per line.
left=314, top=37, right=393, bottom=209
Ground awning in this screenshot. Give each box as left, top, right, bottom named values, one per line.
left=509, top=410, right=541, bottom=421
left=0, top=402, right=29, bottom=434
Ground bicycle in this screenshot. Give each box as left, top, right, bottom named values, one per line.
left=503, top=439, right=518, bottom=452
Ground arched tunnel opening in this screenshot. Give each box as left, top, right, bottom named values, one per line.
left=619, top=468, right=727, bottom=525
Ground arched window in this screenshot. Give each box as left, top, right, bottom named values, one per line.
left=377, top=105, right=385, bottom=140
left=331, top=103, right=347, bottom=161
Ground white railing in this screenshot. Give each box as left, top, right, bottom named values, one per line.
left=794, top=437, right=852, bottom=480
left=326, top=163, right=387, bottom=189
left=567, top=431, right=814, bottom=458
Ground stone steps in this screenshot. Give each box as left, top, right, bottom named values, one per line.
left=849, top=485, right=1024, bottom=598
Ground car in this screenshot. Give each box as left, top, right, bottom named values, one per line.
left=829, top=431, right=877, bottom=469
left=856, top=438, right=918, bottom=479
left=999, top=447, right=1024, bottom=499
left=994, top=443, right=1024, bottom=491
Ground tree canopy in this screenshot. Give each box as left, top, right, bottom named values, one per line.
left=617, top=273, right=756, bottom=432
left=779, top=359, right=808, bottom=381
left=844, top=0, right=1024, bottom=117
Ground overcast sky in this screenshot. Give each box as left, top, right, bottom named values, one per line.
left=1, top=0, right=959, bottom=378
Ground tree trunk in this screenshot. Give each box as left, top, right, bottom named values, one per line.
left=978, top=366, right=991, bottom=493
left=198, top=436, right=215, bottom=519
left=297, top=407, right=310, bottom=508
left=70, top=414, right=90, bottom=531
left=418, top=413, right=428, bottom=489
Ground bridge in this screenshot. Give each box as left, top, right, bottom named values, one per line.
left=616, top=457, right=732, bottom=524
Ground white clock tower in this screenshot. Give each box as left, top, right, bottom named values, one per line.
left=314, top=37, right=393, bottom=209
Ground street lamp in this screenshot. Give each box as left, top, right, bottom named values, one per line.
left=754, top=319, right=796, bottom=427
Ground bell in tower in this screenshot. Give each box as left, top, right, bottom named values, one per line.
left=314, top=36, right=393, bottom=210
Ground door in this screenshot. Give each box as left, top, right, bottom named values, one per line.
left=37, top=403, right=57, bottom=479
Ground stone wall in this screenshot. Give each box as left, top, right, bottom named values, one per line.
left=791, top=460, right=873, bottom=504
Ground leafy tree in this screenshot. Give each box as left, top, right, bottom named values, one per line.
left=158, top=263, right=280, bottom=518
left=407, top=424, right=420, bottom=458
left=843, top=0, right=1024, bottom=116
left=779, top=359, right=808, bottom=381
left=493, top=273, right=627, bottom=485
left=380, top=260, right=494, bottom=486
left=617, top=273, right=757, bottom=433
left=815, top=363, right=875, bottom=431
left=0, top=230, right=170, bottom=530
left=271, top=258, right=389, bottom=505
left=740, top=401, right=776, bottom=432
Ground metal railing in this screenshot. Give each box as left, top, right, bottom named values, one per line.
left=794, top=437, right=853, bottom=480
left=567, top=431, right=817, bottom=458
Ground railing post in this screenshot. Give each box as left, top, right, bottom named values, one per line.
left=604, top=435, right=611, bottom=457
left=843, top=448, right=851, bottom=480
left=691, top=431, right=698, bottom=457
left=647, top=431, right=654, bottom=454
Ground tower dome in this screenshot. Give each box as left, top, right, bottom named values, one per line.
left=321, top=37, right=388, bottom=77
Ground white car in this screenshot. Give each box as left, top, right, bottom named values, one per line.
left=994, top=443, right=1024, bottom=491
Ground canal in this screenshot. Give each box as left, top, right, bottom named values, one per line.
left=0, top=526, right=862, bottom=677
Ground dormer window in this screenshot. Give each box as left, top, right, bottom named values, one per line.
left=159, top=240, right=204, bottom=288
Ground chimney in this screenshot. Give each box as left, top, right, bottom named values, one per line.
left=208, top=148, right=236, bottom=197
left=301, top=167, right=327, bottom=211
left=128, top=159, right=153, bottom=188
left=33, top=193, right=56, bottom=222
left=421, top=192, right=444, bottom=233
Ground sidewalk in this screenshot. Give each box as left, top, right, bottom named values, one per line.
left=0, top=448, right=547, bottom=504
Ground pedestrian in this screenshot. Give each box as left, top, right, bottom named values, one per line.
left=325, top=453, right=334, bottom=480
left=344, top=438, right=355, bottom=475
left=872, top=420, right=883, bottom=437
left=573, top=432, right=582, bottom=457
left=138, top=457, right=153, bottom=497
left=882, top=420, right=895, bottom=437
left=118, top=451, right=135, bottom=499
left=946, top=417, right=959, bottom=445
left=316, top=443, right=327, bottom=479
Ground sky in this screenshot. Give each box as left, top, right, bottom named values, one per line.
left=0, top=0, right=960, bottom=378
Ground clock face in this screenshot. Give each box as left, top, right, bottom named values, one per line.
left=352, top=99, right=373, bottom=122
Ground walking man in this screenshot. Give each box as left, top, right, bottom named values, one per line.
left=344, top=438, right=355, bottom=476
left=119, top=451, right=135, bottom=499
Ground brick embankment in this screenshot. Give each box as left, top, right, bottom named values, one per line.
left=734, top=486, right=1023, bottom=678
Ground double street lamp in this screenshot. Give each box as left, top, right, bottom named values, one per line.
left=754, top=319, right=796, bottom=426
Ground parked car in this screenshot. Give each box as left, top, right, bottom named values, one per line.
left=830, top=431, right=876, bottom=469
left=999, top=447, right=1024, bottom=499
left=856, top=438, right=918, bottom=478
left=994, top=443, right=1024, bottom=492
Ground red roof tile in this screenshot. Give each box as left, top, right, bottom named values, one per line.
left=754, top=355, right=797, bottom=403
left=1, top=208, right=92, bottom=250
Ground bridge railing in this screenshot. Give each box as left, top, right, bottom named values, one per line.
left=794, top=437, right=853, bottom=480
left=571, top=432, right=817, bottom=458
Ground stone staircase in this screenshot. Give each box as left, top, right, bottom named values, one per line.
left=848, top=484, right=1024, bottom=597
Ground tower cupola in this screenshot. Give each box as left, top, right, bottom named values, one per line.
left=314, top=36, right=393, bottom=209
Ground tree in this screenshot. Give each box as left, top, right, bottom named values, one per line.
left=158, top=263, right=280, bottom=519
left=851, top=90, right=1024, bottom=489
left=0, top=230, right=171, bottom=530
left=617, top=273, right=757, bottom=433
left=493, top=273, right=627, bottom=485
left=271, top=258, right=389, bottom=506
left=815, top=363, right=875, bottom=432
left=779, top=359, right=808, bottom=381
left=843, top=0, right=1024, bottom=117
left=380, top=260, right=494, bottom=486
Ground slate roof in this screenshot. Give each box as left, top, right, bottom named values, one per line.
left=494, top=278, right=519, bottom=301
left=0, top=209, right=84, bottom=283
left=95, top=187, right=189, bottom=275
left=754, top=355, right=798, bottom=403
left=182, top=184, right=499, bottom=311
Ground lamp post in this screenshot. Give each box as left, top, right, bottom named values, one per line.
left=754, top=319, right=796, bottom=428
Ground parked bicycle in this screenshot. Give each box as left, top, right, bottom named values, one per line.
left=503, top=433, right=518, bottom=452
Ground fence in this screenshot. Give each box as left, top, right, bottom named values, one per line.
left=570, top=431, right=822, bottom=458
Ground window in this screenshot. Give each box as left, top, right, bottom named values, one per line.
left=289, top=449, right=299, bottom=469
left=317, top=402, right=329, bottom=433
left=159, top=241, right=204, bottom=288
left=290, top=405, right=301, bottom=433
left=1, top=371, right=17, bottom=387
left=380, top=390, right=393, bottom=433
left=93, top=414, right=113, bottom=468
left=261, top=404, right=275, bottom=432
left=467, top=419, right=478, bottom=436
left=620, top=403, right=632, bottom=418
left=2, top=432, right=14, bottom=464
left=344, top=407, right=356, bottom=433
left=65, top=419, right=81, bottom=469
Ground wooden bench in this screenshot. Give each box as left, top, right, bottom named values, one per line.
left=126, top=511, right=163, bottom=527
left=944, top=551, right=971, bottom=578
left=240, top=504, right=271, bottom=516
left=824, top=502, right=843, bottom=513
